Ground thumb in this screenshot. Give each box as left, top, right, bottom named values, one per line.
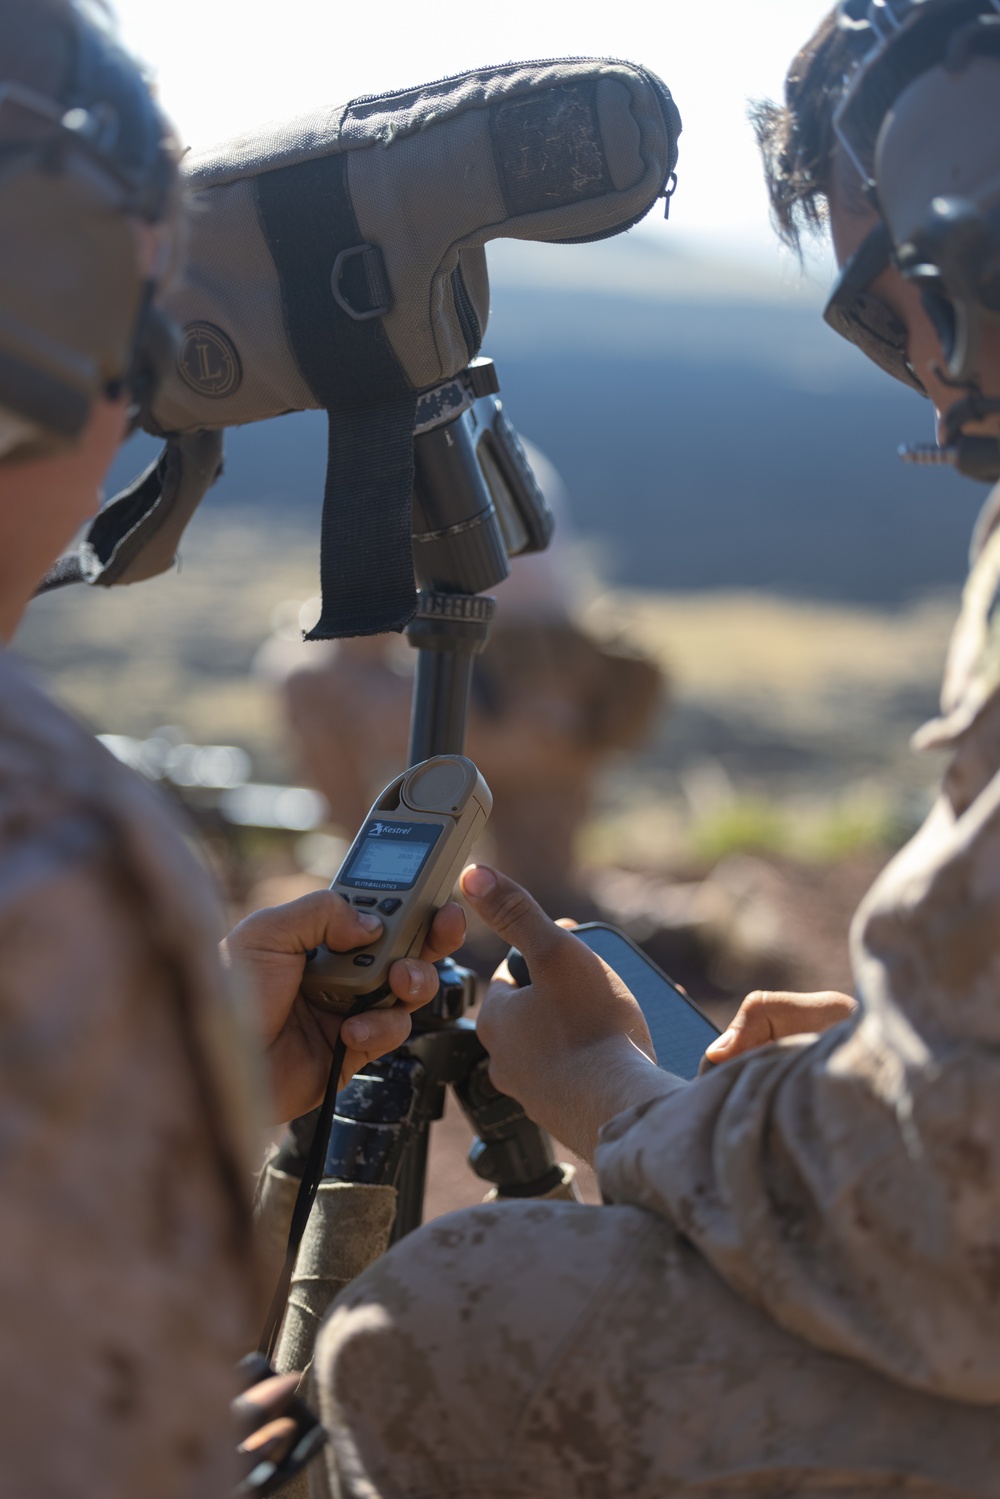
left=226, top=890, right=380, bottom=959
left=703, top=990, right=777, bottom=1064
left=461, top=865, right=568, bottom=974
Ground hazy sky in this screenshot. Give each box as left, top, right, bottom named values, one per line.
left=109, top=0, right=833, bottom=260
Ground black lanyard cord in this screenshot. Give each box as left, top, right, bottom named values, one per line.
left=258, top=994, right=375, bottom=1361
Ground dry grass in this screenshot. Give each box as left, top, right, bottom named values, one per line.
left=16, top=513, right=320, bottom=780
left=15, top=513, right=959, bottom=869
left=584, top=588, right=955, bottom=725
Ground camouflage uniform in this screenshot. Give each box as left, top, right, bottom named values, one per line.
left=309, top=491, right=1000, bottom=1497
left=0, top=653, right=259, bottom=1499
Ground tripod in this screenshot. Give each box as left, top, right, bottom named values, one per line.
left=323, top=591, right=565, bottom=1239
left=286, top=359, right=567, bottom=1242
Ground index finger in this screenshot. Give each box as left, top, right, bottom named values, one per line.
left=460, top=865, right=573, bottom=977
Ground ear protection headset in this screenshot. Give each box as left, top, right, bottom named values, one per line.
left=0, top=3, right=179, bottom=463
left=832, top=1, right=1000, bottom=476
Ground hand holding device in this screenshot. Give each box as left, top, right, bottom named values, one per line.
left=462, top=865, right=675, bottom=1162
left=509, top=923, right=720, bottom=1083
left=302, top=756, right=491, bottom=1017
left=222, top=891, right=464, bottom=1124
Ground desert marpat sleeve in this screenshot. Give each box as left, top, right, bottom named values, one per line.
left=0, top=653, right=261, bottom=1499
left=595, top=489, right=1000, bottom=1407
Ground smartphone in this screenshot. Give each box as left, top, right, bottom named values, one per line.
left=507, top=922, right=719, bottom=1081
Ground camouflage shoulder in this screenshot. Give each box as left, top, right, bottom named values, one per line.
left=0, top=650, right=263, bottom=1186
left=913, top=486, right=1000, bottom=753
left=0, top=653, right=117, bottom=873
left=0, top=656, right=158, bottom=882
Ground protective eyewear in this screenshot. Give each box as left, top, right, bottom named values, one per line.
left=823, top=221, right=928, bottom=394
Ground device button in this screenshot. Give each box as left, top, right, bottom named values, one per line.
left=353, top=954, right=376, bottom=968
left=353, top=896, right=378, bottom=908
left=378, top=898, right=402, bottom=915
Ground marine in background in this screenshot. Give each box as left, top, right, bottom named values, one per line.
left=262, top=451, right=664, bottom=926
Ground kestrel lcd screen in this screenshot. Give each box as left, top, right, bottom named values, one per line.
left=343, top=821, right=443, bottom=890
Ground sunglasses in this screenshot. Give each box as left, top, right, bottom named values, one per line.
left=823, top=222, right=928, bottom=395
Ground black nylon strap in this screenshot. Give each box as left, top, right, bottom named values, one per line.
left=35, top=431, right=225, bottom=596
left=255, top=155, right=418, bottom=640
left=84, top=444, right=172, bottom=575
left=314, top=402, right=420, bottom=637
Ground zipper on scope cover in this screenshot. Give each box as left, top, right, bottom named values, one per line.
left=348, top=61, right=681, bottom=250
left=351, top=56, right=673, bottom=109
left=451, top=264, right=483, bottom=361
left=552, top=73, right=681, bottom=245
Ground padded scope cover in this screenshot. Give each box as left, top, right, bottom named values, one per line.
left=74, top=59, right=681, bottom=637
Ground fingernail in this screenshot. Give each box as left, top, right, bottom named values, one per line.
left=463, top=865, right=497, bottom=898
left=345, top=1019, right=371, bottom=1045
left=239, top=1416, right=298, bottom=1461
left=357, top=913, right=382, bottom=932
left=706, top=1029, right=735, bottom=1055
left=403, top=961, right=423, bottom=997
left=239, top=1432, right=286, bottom=1462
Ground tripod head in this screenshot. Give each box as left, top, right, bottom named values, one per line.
left=406, top=358, right=553, bottom=767
left=412, top=357, right=553, bottom=597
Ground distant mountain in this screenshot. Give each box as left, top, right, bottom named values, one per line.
left=108, top=236, right=986, bottom=606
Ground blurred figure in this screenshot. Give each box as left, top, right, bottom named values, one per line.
left=269, top=449, right=666, bottom=920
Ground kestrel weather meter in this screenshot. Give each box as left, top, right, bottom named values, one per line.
left=301, top=755, right=492, bottom=1015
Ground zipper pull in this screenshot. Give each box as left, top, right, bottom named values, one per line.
left=661, top=171, right=678, bottom=221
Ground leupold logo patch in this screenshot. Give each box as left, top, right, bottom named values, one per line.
left=178, top=323, right=243, bottom=399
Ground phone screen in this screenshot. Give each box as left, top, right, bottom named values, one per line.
left=573, top=924, right=719, bottom=1081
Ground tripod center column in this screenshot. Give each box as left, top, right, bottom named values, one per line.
left=406, top=592, right=497, bottom=765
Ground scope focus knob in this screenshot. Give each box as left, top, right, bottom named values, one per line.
left=467, top=357, right=501, bottom=398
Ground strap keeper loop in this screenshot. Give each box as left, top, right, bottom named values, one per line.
left=331, top=243, right=392, bottom=322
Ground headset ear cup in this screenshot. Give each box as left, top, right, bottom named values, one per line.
left=0, top=157, right=144, bottom=450
left=903, top=198, right=991, bottom=382
left=875, top=54, right=1000, bottom=382
left=949, top=294, right=982, bottom=387
left=918, top=283, right=958, bottom=365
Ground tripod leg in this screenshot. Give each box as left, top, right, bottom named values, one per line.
left=389, top=1124, right=432, bottom=1244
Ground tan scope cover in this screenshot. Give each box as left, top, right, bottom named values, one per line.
left=151, top=58, right=680, bottom=435
left=58, top=58, right=680, bottom=638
